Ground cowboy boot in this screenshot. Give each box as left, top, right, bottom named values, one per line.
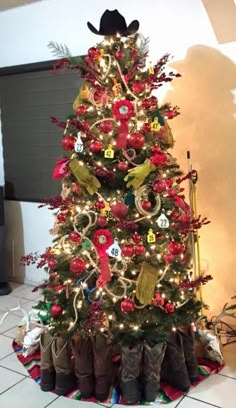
left=40, top=331, right=55, bottom=391
left=120, top=343, right=143, bottom=404
left=179, top=326, right=199, bottom=383
left=92, top=333, right=113, bottom=401
left=142, top=341, right=166, bottom=402
left=161, top=331, right=191, bottom=392
left=52, top=335, right=76, bottom=395
left=71, top=335, right=94, bottom=398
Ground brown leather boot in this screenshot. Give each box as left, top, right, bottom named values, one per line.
left=40, top=331, right=55, bottom=391
left=142, top=342, right=166, bottom=402
left=179, top=326, right=199, bottom=383
left=161, top=331, right=191, bottom=392
left=120, top=343, right=143, bottom=404
left=52, top=335, right=76, bottom=395
left=71, top=335, right=94, bottom=398
left=92, top=333, right=113, bottom=401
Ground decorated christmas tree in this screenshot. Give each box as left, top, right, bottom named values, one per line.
left=22, top=9, right=212, bottom=404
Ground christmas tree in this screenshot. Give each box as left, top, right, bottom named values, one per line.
left=22, top=9, right=212, bottom=404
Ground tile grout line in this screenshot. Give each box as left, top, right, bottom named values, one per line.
left=0, top=351, right=15, bottom=361
left=218, top=372, right=236, bottom=380
left=1, top=326, right=19, bottom=336
left=1, top=333, right=16, bottom=340
left=186, top=395, right=222, bottom=408
left=0, top=376, right=26, bottom=396
left=174, top=395, right=186, bottom=407
left=0, top=363, right=29, bottom=377
left=43, top=396, right=61, bottom=407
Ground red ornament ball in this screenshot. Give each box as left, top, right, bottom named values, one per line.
left=165, top=110, right=175, bottom=119
left=167, top=189, right=176, bottom=198
left=122, top=245, right=134, bottom=257
left=61, top=136, right=75, bottom=152
left=69, top=231, right=81, bottom=243
left=168, top=241, right=185, bottom=256
left=141, top=200, right=152, bottom=211
left=89, top=140, right=103, bottom=153
left=163, top=253, right=175, bottom=264
left=120, top=299, right=135, bottom=313
left=153, top=292, right=165, bottom=307
left=164, top=302, right=176, bottom=314
left=131, top=49, right=140, bottom=58
left=141, top=123, right=151, bottom=133
left=142, top=99, right=151, bottom=110
left=49, top=272, right=57, bottom=280
left=81, top=121, right=90, bottom=131
left=156, top=233, right=164, bottom=241
left=57, top=212, right=67, bottom=222
left=132, top=80, right=145, bottom=94
left=96, top=216, right=108, bottom=227
left=75, top=105, right=87, bottom=116
left=171, top=210, right=180, bottom=221
left=70, top=258, right=86, bottom=274
left=132, top=232, right=141, bottom=244
left=115, top=50, right=125, bottom=60
left=99, top=120, right=113, bottom=134
left=151, top=146, right=161, bottom=154
left=153, top=181, right=166, bottom=193
left=48, top=258, right=57, bottom=270
left=142, top=96, right=157, bottom=110
left=117, top=162, right=128, bottom=172
left=111, top=202, right=128, bottom=219
left=88, top=47, right=100, bottom=59
left=128, top=132, right=145, bottom=149
left=134, top=245, right=145, bottom=256
left=50, top=304, right=63, bottom=317
left=94, top=200, right=105, bottom=210
left=84, top=56, right=93, bottom=66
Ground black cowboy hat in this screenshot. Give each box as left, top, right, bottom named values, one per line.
left=87, top=9, right=139, bottom=36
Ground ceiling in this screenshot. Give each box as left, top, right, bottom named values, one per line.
left=0, top=0, right=45, bottom=11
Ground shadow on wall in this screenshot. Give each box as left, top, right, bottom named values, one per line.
left=164, top=45, right=236, bottom=315
left=5, top=181, right=25, bottom=284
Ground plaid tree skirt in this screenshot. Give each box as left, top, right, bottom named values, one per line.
left=13, top=341, right=223, bottom=404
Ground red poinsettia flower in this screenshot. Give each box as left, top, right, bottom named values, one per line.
left=53, top=158, right=70, bottom=179
left=150, top=152, right=167, bottom=167
left=164, top=302, right=176, bottom=314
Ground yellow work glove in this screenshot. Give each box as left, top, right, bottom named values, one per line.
left=69, top=159, right=101, bottom=195
left=124, top=159, right=156, bottom=189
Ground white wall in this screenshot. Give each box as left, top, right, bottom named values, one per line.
left=0, top=0, right=235, bottom=317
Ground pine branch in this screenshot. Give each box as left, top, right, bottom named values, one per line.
left=135, top=34, right=150, bottom=66
left=139, top=34, right=150, bottom=58
left=48, top=41, right=72, bottom=59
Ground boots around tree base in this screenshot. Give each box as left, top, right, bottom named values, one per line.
left=142, top=341, right=166, bottom=402
left=120, top=343, right=143, bottom=404
left=40, top=331, right=55, bottom=392
left=179, top=326, right=199, bottom=383
left=71, top=335, right=94, bottom=398
left=161, top=331, right=191, bottom=392
left=52, top=335, right=76, bottom=395
left=92, top=333, right=113, bottom=401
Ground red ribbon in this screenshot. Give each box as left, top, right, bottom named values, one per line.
left=112, top=100, right=134, bottom=149
left=116, top=119, right=129, bottom=148
left=93, top=229, right=113, bottom=287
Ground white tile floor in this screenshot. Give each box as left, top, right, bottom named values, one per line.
left=0, top=283, right=236, bottom=408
